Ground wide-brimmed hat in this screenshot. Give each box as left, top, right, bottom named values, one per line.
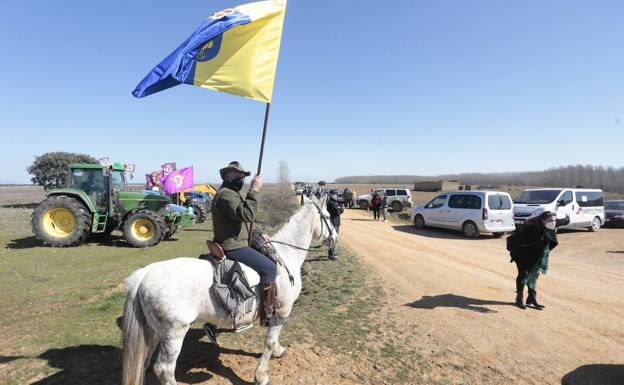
left=219, top=161, right=251, bottom=180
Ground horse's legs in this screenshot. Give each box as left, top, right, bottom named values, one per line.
left=254, top=325, right=283, bottom=385
left=153, top=324, right=189, bottom=385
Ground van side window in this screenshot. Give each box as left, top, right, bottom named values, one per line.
left=396, top=190, right=407, bottom=196
left=488, top=195, right=512, bottom=210
left=575, top=191, right=604, bottom=207
left=385, top=189, right=396, bottom=196
left=562, top=191, right=573, bottom=205
left=426, top=195, right=447, bottom=209
left=449, top=194, right=481, bottom=209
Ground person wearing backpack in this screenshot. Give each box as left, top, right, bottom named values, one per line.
left=371, top=191, right=382, bottom=221
left=506, top=208, right=569, bottom=310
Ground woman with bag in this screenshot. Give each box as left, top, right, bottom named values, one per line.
left=506, top=208, right=569, bottom=310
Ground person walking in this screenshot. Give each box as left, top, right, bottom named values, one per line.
left=381, top=193, right=389, bottom=222
left=371, top=191, right=382, bottom=221
left=211, top=161, right=277, bottom=326
left=326, top=193, right=343, bottom=260
left=506, top=208, right=569, bottom=310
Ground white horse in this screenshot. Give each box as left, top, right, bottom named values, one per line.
left=121, top=195, right=336, bottom=385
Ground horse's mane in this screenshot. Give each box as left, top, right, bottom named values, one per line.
left=272, top=203, right=312, bottom=242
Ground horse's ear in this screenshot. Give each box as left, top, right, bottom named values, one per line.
left=319, top=194, right=328, bottom=206
left=302, top=195, right=311, bottom=205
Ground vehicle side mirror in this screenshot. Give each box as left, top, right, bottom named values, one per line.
left=557, top=199, right=566, bottom=207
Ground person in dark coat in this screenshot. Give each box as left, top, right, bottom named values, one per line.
left=326, top=193, right=343, bottom=260
left=371, top=191, right=382, bottom=221
left=211, top=161, right=277, bottom=326
left=507, top=208, right=569, bottom=309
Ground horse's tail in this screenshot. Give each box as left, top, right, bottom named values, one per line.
left=122, top=267, right=155, bottom=385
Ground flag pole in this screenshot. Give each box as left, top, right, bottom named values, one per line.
left=256, top=102, right=271, bottom=175
left=249, top=102, right=271, bottom=245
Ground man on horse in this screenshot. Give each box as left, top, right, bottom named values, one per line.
left=211, top=161, right=277, bottom=326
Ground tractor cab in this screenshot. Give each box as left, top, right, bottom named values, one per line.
left=67, top=163, right=127, bottom=212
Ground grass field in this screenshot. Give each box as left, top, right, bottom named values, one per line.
left=0, top=187, right=426, bottom=385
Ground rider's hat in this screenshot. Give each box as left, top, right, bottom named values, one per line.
left=219, top=161, right=251, bottom=180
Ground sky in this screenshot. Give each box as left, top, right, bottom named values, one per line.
left=1, top=0, right=623, bottom=184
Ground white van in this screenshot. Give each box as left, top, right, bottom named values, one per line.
left=513, top=188, right=605, bottom=232
left=410, top=191, right=516, bottom=238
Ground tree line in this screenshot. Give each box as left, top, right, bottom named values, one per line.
left=335, top=165, right=624, bottom=193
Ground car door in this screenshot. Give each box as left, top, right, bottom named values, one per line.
left=384, top=189, right=396, bottom=207
left=557, top=190, right=575, bottom=225
left=423, top=194, right=448, bottom=227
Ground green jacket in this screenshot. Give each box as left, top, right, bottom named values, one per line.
left=211, top=186, right=259, bottom=251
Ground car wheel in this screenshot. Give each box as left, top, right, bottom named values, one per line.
left=359, top=200, right=369, bottom=210
left=414, top=215, right=425, bottom=229
left=391, top=201, right=403, bottom=212
left=462, top=221, right=480, bottom=239
left=588, top=216, right=601, bottom=232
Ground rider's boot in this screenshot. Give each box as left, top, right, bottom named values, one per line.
left=260, top=281, right=277, bottom=327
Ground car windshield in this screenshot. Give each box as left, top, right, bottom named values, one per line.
left=606, top=201, right=624, bottom=210
left=515, top=190, right=562, bottom=204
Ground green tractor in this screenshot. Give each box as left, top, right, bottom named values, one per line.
left=31, top=162, right=193, bottom=247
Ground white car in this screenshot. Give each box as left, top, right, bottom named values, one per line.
left=357, top=188, right=413, bottom=212
left=513, top=188, right=605, bottom=232
left=411, top=191, right=516, bottom=238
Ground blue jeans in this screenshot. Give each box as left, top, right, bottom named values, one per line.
left=225, top=247, right=277, bottom=283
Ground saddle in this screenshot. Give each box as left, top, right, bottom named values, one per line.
left=205, top=240, right=261, bottom=287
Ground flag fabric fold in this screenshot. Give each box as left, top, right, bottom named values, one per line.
left=162, top=166, right=194, bottom=194
left=132, top=0, right=287, bottom=103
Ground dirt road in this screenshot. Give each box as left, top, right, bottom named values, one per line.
left=340, top=209, right=624, bottom=385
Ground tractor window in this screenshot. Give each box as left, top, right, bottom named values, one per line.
left=70, top=168, right=108, bottom=209
left=111, top=171, right=126, bottom=192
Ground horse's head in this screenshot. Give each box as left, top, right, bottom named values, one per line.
left=303, top=194, right=337, bottom=244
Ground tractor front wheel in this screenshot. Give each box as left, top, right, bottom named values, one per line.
left=123, top=210, right=165, bottom=247
left=193, top=204, right=207, bottom=224
left=31, top=196, right=92, bottom=247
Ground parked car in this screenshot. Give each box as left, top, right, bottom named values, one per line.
left=294, top=182, right=305, bottom=195
left=358, top=188, right=413, bottom=212
left=605, top=200, right=624, bottom=227
left=411, top=191, right=516, bottom=238
left=320, top=188, right=345, bottom=204
left=513, top=188, right=605, bottom=232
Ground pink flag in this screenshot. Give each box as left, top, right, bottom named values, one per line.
left=162, top=166, right=193, bottom=194
left=161, top=162, right=177, bottom=174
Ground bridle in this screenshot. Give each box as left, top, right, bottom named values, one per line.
left=269, top=201, right=334, bottom=252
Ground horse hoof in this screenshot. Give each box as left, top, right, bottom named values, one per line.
left=272, top=349, right=287, bottom=359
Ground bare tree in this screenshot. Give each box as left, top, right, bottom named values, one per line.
left=277, top=160, right=291, bottom=195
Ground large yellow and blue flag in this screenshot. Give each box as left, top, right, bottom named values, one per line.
left=132, top=0, right=286, bottom=103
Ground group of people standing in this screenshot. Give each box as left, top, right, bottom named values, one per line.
left=342, top=188, right=357, bottom=208
left=370, top=190, right=389, bottom=222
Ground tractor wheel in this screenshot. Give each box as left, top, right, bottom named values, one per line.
left=31, top=196, right=92, bottom=247
left=193, top=204, right=207, bottom=224
left=123, top=210, right=165, bottom=247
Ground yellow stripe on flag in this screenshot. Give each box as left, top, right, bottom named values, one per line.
left=193, top=0, right=286, bottom=102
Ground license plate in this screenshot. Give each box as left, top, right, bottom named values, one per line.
left=514, top=220, right=524, bottom=225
